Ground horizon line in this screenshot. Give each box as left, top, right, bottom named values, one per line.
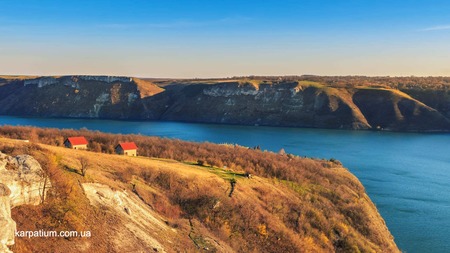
left=2, top=74, right=450, bottom=79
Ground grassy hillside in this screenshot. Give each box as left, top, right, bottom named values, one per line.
left=0, top=126, right=399, bottom=252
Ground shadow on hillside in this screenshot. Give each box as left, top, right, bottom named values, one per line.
left=63, top=165, right=79, bottom=175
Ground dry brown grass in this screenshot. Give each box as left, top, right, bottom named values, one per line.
left=0, top=128, right=399, bottom=253
left=132, top=77, right=164, bottom=98
left=0, top=75, right=39, bottom=80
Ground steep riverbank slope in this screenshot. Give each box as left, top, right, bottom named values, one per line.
left=0, top=128, right=399, bottom=252
left=0, top=75, right=449, bottom=132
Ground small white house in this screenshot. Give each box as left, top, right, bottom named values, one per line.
left=64, top=137, right=88, bottom=149
left=115, top=142, right=138, bottom=156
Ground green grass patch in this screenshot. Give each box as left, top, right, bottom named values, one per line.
left=239, top=79, right=261, bottom=88
left=298, top=80, right=325, bottom=88
left=279, top=179, right=310, bottom=196
left=184, top=161, right=248, bottom=180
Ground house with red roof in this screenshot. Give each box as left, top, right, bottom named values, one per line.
left=115, top=142, right=138, bottom=156
left=64, top=136, right=88, bottom=149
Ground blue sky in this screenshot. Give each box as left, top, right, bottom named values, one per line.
left=1, top=0, right=450, bottom=77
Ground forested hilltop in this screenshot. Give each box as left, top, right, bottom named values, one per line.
left=1, top=75, right=449, bottom=132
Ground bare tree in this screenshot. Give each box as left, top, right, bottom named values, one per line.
left=78, top=157, right=91, bottom=177
left=40, top=175, right=49, bottom=204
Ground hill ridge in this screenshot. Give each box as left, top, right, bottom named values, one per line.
left=0, top=75, right=449, bottom=132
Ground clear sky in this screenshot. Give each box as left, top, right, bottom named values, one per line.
left=1, top=0, right=450, bottom=78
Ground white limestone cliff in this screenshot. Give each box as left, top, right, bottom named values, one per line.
left=24, top=75, right=132, bottom=88
left=0, top=184, right=14, bottom=253
left=0, top=152, right=50, bottom=252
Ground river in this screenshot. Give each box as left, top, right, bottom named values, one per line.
left=1, top=116, right=449, bottom=252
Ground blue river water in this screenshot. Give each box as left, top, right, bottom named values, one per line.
left=1, top=116, right=449, bottom=252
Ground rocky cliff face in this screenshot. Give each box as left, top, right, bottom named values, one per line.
left=0, top=184, right=14, bottom=253
left=156, top=82, right=372, bottom=129
left=0, top=152, right=49, bottom=252
left=0, top=76, right=449, bottom=132
left=0, top=76, right=145, bottom=119
left=23, top=76, right=132, bottom=88
left=149, top=81, right=450, bottom=131
left=82, top=183, right=170, bottom=252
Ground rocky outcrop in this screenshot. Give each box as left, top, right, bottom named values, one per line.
left=24, top=75, right=132, bottom=88
left=0, top=184, right=14, bottom=253
left=83, top=183, right=168, bottom=252
left=78, top=76, right=132, bottom=83
left=23, top=77, right=59, bottom=88
left=0, top=152, right=50, bottom=252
